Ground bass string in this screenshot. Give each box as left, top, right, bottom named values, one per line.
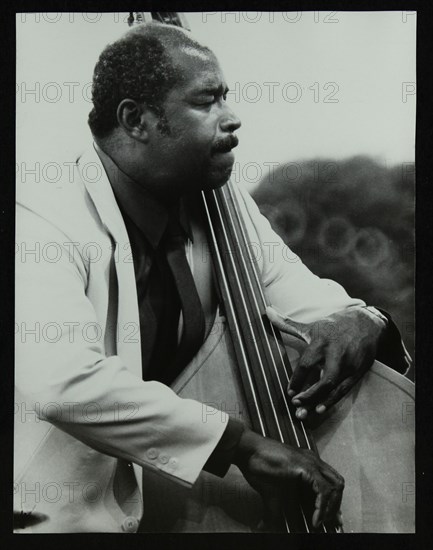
left=214, top=187, right=297, bottom=441
left=215, top=185, right=316, bottom=532
left=203, top=188, right=304, bottom=533
left=205, top=187, right=311, bottom=532
left=201, top=190, right=267, bottom=438
left=211, top=188, right=288, bottom=443
left=221, top=182, right=309, bottom=449
left=218, top=182, right=343, bottom=534
left=214, top=186, right=313, bottom=531
left=202, top=189, right=295, bottom=532
left=225, top=180, right=315, bottom=451
left=222, top=181, right=339, bottom=534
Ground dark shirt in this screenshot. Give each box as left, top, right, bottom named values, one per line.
left=95, top=143, right=244, bottom=477
left=96, top=146, right=190, bottom=383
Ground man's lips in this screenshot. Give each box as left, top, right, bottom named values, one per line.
left=212, top=135, right=239, bottom=154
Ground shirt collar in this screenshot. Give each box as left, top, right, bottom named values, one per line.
left=94, top=142, right=193, bottom=249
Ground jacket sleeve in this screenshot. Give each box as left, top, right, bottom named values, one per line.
left=376, top=309, right=412, bottom=375
left=15, top=204, right=228, bottom=486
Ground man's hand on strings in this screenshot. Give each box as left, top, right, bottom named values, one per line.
left=233, top=428, right=344, bottom=530
left=266, top=306, right=387, bottom=419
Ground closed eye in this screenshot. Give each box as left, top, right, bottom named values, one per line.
left=194, top=86, right=229, bottom=105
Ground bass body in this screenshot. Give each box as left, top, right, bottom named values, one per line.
left=140, top=311, right=414, bottom=532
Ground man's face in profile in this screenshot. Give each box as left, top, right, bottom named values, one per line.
left=146, top=47, right=242, bottom=193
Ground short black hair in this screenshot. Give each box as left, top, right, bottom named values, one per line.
left=88, top=22, right=212, bottom=139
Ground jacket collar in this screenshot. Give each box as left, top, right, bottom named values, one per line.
left=76, top=144, right=129, bottom=246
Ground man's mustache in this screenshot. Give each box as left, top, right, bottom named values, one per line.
left=212, top=135, right=239, bottom=154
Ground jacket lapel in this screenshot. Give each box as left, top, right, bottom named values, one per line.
left=77, top=145, right=142, bottom=381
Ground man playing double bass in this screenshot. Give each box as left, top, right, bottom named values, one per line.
left=15, top=21, right=410, bottom=533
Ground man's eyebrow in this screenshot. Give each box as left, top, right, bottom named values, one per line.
left=193, top=84, right=229, bottom=95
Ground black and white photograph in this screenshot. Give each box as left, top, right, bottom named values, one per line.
left=14, top=10, right=416, bottom=534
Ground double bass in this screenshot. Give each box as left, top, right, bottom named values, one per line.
left=129, top=12, right=415, bottom=533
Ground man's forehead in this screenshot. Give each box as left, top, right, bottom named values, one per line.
left=169, top=47, right=226, bottom=90
left=180, top=45, right=211, bottom=62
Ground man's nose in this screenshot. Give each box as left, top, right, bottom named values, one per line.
left=219, top=104, right=241, bottom=133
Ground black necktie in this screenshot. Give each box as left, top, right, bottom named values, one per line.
left=162, top=216, right=206, bottom=383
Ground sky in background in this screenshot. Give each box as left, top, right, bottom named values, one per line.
left=16, top=11, right=416, bottom=192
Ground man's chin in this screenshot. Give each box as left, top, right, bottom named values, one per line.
left=205, top=167, right=233, bottom=190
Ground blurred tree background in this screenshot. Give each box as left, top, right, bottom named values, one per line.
left=252, top=156, right=414, bottom=378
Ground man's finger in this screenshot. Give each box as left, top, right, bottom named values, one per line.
left=296, top=454, right=344, bottom=529
left=312, top=492, right=324, bottom=528
left=309, top=475, right=340, bottom=529
left=289, top=340, right=324, bottom=396
left=319, top=459, right=346, bottom=485
left=316, top=465, right=344, bottom=526
left=315, top=373, right=363, bottom=413
left=288, top=359, right=321, bottom=400
left=320, top=471, right=344, bottom=519
left=323, top=488, right=344, bottom=525
left=291, top=345, right=341, bottom=408
left=298, top=471, right=327, bottom=528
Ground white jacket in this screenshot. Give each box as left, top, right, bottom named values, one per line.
left=14, top=144, right=364, bottom=532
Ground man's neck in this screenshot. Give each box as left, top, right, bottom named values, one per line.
left=94, top=137, right=182, bottom=206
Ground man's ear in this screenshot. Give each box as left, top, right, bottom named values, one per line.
left=116, top=99, right=154, bottom=142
